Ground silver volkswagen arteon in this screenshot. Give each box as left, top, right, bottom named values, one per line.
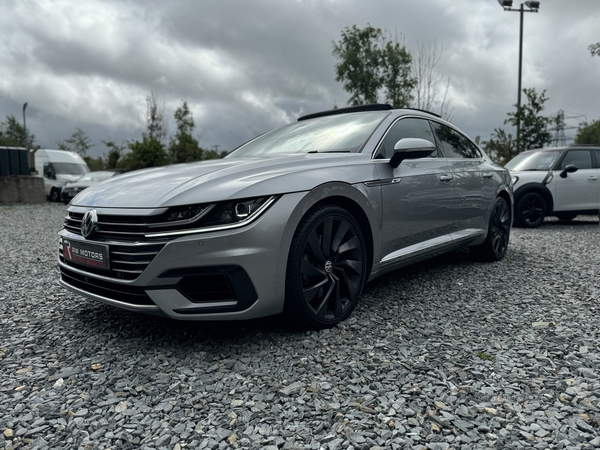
left=58, top=104, right=513, bottom=329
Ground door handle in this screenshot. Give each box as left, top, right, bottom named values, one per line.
left=482, top=173, right=493, bottom=179
left=588, top=176, right=598, bottom=181
left=439, top=175, right=453, bottom=182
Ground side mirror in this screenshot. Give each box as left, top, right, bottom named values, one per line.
left=389, top=138, right=436, bottom=168
left=559, top=164, right=578, bottom=178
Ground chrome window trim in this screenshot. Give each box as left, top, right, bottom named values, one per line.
left=370, top=114, right=440, bottom=160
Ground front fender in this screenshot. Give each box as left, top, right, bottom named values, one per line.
left=514, top=182, right=554, bottom=212
left=271, top=181, right=381, bottom=308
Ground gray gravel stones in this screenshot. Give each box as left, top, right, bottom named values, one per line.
left=1, top=204, right=600, bottom=449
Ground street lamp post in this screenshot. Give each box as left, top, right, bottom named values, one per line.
left=498, top=0, right=540, bottom=153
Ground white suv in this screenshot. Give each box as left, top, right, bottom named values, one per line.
left=506, top=146, right=600, bottom=227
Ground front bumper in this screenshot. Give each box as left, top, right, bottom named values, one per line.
left=57, top=193, right=306, bottom=320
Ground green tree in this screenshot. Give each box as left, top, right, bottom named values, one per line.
left=120, top=136, right=168, bottom=171
left=103, top=141, right=126, bottom=169
left=56, top=128, right=94, bottom=157
left=381, top=38, right=415, bottom=108
left=483, top=128, right=516, bottom=166
left=119, top=91, right=169, bottom=171
left=202, top=148, right=228, bottom=160
left=83, top=156, right=105, bottom=171
left=333, top=25, right=383, bottom=105
left=505, top=88, right=552, bottom=153
left=168, top=101, right=203, bottom=163
left=332, top=25, right=415, bottom=107
left=575, top=119, right=600, bottom=145
left=0, top=115, right=34, bottom=147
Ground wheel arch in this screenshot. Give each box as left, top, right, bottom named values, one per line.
left=514, top=183, right=554, bottom=212
left=275, top=182, right=378, bottom=290
left=496, top=187, right=513, bottom=222
left=308, top=195, right=375, bottom=279
left=308, top=182, right=379, bottom=279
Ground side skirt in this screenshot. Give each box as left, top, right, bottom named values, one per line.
left=369, top=228, right=485, bottom=281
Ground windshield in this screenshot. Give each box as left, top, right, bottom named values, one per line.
left=227, top=112, right=388, bottom=158
left=505, top=150, right=561, bottom=171
left=77, top=171, right=115, bottom=182
left=52, top=162, right=89, bottom=175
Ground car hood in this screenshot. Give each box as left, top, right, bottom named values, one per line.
left=72, top=154, right=376, bottom=208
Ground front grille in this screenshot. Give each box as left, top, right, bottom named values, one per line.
left=64, top=207, right=209, bottom=240
left=60, top=267, right=155, bottom=306
left=59, top=239, right=165, bottom=280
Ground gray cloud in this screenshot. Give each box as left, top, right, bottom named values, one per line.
left=0, top=0, right=598, bottom=156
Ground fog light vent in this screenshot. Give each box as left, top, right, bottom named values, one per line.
left=178, top=275, right=236, bottom=303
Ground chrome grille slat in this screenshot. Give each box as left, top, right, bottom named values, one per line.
left=111, top=259, right=152, bottom=265
left=112, top=251, right=158, bottom=257
left=95, top=230, right=147, bottom=237
left=112, top=268, right=144, bottom=274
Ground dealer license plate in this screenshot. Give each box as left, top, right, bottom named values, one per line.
left=61, top=238, right=110, bottom=270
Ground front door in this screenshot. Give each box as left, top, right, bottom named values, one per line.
left=374, top=117, right=455, bottom=261
left=551, top=149, right=599, bottom=211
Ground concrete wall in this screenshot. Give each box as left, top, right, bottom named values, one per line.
left=0, top=176, right=46, bottom=204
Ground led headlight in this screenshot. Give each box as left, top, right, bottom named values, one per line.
left=145, top=196, right=278, bottom=238
left=202, top=197, right=271, bottom=227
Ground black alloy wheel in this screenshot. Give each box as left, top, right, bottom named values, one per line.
left=471, top=196, right=511, bottom=261
left=285, top=205, right=367, bottom=329
left=515, top=192, right=546, bottom=228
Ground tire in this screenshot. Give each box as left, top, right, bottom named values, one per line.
left=471, top=197, right=511, bottom=261
left=284, top=205, right=367, bottom=329
left=49, top=188, right=60, bottom=202
left=515, top=192, right=546, bottom=228
left=556, top=213, right=577, bottom=222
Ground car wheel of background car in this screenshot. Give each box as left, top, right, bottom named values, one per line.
left=515, top=192, right=547, bottom=228
left=63, top=199, right=70, bottom=205
left=49, top=188, right=60, bottom=202
left=471, top=196, right=511, bottom=262
left=284, top=205, right=367, bottom=329
left=556, top=213, right=577, bottom=222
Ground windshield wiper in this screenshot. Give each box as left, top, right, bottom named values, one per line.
left=307, top=150, right=352, bottom=153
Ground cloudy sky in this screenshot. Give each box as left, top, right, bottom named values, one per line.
left=1, top=0, right=598, bottom=157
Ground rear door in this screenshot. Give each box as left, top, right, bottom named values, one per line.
left=430, top=122, right=496, bottom=233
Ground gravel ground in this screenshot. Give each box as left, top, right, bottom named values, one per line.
left=1, top=203, right=600, bottom=450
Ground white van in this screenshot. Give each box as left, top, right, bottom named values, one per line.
left=35, top=149, right=90, bottom=202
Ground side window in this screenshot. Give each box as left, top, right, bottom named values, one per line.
left=596, top=150, right=600, bottom=168
left=377, top=118, right=437, bottom=159
left=560, top=150, right=592, bottom=170
left=432, top=122, right=482, bottom=159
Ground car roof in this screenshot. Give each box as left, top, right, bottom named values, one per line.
left=297, top=103, right=442, bottom=121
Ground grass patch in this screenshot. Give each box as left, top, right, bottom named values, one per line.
left=477, top=351, right=495, bottom=361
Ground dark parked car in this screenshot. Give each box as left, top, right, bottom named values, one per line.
left=58, top=104, right=513, bottom=329
left=61, top=171, right=120, bottom=204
